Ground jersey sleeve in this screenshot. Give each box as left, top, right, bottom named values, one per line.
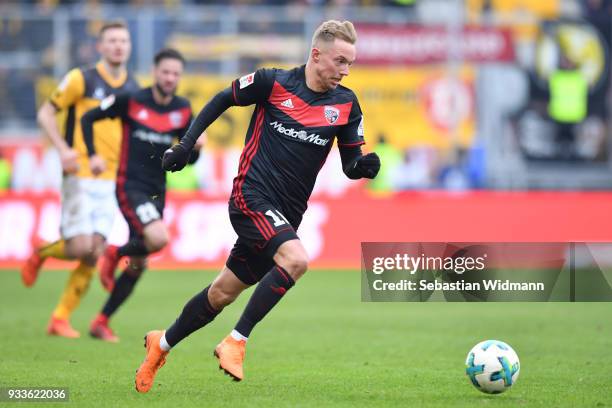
left=230, top=68, right=276, bottom=106
left=97, top=92, right=130, bottom=119
left=49, top=68, right=85, bottom=110
left=336, top=94, right=365, bottom=147
left=81, top=93, right=130, bottom=156
left=178, top=103, right=201, bottom=164
left=178, top=103, right=194, bottom=139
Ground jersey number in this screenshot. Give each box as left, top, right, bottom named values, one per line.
left=136, top=202, right=160, bottom=224
left=265, top=209, right=289, bottom=227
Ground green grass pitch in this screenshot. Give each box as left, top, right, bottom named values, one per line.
left=1, top=269, right=611, bottom=407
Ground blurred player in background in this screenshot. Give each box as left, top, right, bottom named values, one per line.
left=20, top=21, right=139, bottom=338
left=81, top=48, right=204, bottom=342
left=135, top=20, right=380, bottom=392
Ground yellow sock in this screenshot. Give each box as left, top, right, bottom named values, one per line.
left=52, top=262, right=96, bottom=320
left=39, top=240, right=69, bottom=260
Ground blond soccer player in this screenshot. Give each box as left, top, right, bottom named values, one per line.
left=21, top=21, right=139, bottom=338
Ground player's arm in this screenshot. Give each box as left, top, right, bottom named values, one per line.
left=163, top=69, right=275, bottom=172
left=39, top=69, right=84, bottom=174
left=179, top=110, right=206, bottom=165
left=337, top=96, right=380, bottom=180
left=81, top=93, right=128, bottom=176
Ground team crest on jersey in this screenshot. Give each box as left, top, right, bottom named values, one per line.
left=169, top=111, right=183, bottom=127
left=100, top=94, right=116, bottom=111
left=239, top=72, right=255, bottom=89
left=324, top=106, right=340, bottom=125
left=93, top=87, right=106, bottom=100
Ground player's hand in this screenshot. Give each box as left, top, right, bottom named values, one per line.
left=89, top=154, right=106, bottom=176
left=162, top=144, right=191, bottom=172
left=355, top=152, right=380, bottom=179
left=60, top=148, right=79, bottom=174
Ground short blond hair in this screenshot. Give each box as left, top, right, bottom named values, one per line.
left=311, top=20, right=357, bottom=48
left=98, top=20, right=129, bottom=39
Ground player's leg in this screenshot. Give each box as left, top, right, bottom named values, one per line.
left=233, top=238, right=307, bottom=338
left=52, top=178, right=115, bottom=338
left=99, top=191, right=164, bottom=291
left=93, top=191, right=166, bottom=342
left=20, top=175, right=86, bottom=287
left=46, top=236, right=97, bottom=339
left=47, top=177, right=100, bottom=337
left=135, top=263, right=251, bottom=393
left=90, top=256, right=147, bottom=343
left=214, top=240, right=306, bottom=380
left=215, top=203, right=304, bottom=381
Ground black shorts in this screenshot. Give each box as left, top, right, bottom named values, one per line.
left=226, top=197, right=299, bottom=284
left=116, top=189, right=165, bottom=239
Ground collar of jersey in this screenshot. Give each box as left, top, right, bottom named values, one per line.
left=96, top=61, right=128, bottom=88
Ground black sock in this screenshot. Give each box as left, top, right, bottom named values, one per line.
left=117, top=239, right=149, bottom=257
left=165, top=286, right=219, bottom=347
left=101, top=270, right=140, bottom=317
left=234, top=266, right=295, bottom=338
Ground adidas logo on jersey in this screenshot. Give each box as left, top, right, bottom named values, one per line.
left=270, top=121, right=329, bottom=146
left=281, top=98, right=294, bottom=109
left=138, top=109, right=149, bottom=120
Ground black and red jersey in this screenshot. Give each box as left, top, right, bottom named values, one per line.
left=89, top=87, right=193, bottom=195
left=230, top=65, right=365, bottom=224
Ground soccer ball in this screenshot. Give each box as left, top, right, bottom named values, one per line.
left=465, top=340, right=520, bottom=394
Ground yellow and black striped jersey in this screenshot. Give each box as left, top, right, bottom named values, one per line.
left=49, top=61, right=139, bottom=180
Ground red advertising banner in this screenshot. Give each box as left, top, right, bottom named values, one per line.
left=355, top=25, right=515, bottom=64
left=1, top=191, right=612, bottom=270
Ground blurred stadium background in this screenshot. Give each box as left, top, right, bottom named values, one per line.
left=2, top=0, right=612, bottom=270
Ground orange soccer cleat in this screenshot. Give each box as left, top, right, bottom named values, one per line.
left=46, top=317, right=80, bottom=338
left=214, top=335, right=246, bottom=381
left=89, top=314, right=119, bottom=343
left=21, top=243, right=46, bottom=287
left=99, top=245, right=121, bottom=292
left=135, top=330, right=169, bottom=393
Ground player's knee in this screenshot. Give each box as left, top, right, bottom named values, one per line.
left=82, top=243, right=104, bottom=266
left=68, top=238, right=94, bottom=261
left=280, top=253, right=308, bottom=280
left=144, top=228, right=169, bottom=253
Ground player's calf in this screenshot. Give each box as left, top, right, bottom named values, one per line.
left=163, top=285, right=220, bottom=348
left=208, top=266, right=251, bottom=310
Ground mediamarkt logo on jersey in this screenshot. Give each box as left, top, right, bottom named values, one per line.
left=269, top=121, right=329, bottom=146
left=133, top=129, right=174, bottom=145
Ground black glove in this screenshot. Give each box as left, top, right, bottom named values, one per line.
left=162, top=144, right=191, bottom=172
left=354, top=152, right=380, bottom=179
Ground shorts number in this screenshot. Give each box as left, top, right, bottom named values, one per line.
left=136, top=202, right=160, bottom=224
left=265, top=209, right=289, bottom=227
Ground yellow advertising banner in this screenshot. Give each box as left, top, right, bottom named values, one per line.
left=342, top=66, right=476, bottom=149
left=37, top=66, right=476, bottom=150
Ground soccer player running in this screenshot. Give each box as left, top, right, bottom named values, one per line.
left=21, top=21, right=138, bottom=338
left=81, top=48, right=205, bottom=342
left=135, top=20, right=380, bottom=392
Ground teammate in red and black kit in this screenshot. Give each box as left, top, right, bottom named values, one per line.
left=81, top=48, right=205, bottom=342
left=135, top=21, right=380, bottom=392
